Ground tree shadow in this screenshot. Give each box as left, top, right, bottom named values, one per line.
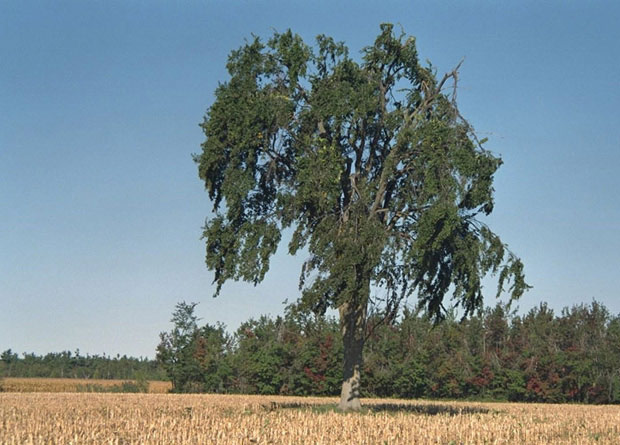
left=365, top=403, right=492, bottom=416
left=271, top=401, right=494, bottom=416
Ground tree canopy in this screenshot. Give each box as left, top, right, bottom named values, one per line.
left=195, top=24, right=528, bottom=410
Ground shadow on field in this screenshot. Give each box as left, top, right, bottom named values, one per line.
left=270, top=401, right=492, bottom=416
left=366, top=403, right=491, bottom=416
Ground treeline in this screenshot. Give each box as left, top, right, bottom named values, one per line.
left=157, top=301, right=620, bottom=404
left=0, top=349, right=166, bottom=381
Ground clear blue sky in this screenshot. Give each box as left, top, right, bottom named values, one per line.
left=2, top=1, right=619, bottom=358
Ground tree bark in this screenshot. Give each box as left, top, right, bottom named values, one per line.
left=338, top=301, right=366, bottom=411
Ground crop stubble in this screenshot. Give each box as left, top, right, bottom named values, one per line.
left=0, top=378, right=171, bottom=393
left=1, top=393, right=618, bottom=444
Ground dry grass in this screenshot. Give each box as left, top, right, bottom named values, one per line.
left=1, top=392, right=619, bottom=444
left=0, top=377, right=172, bottom=393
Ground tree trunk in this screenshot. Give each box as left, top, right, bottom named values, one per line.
left=338, top=301, right=366, bottom=411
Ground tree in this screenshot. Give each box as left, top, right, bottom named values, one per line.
left=1, top=349, right=18, bottom=378
left=157, top=301, right=204, bottom=392
left=193, top=322, right=233, bottom=393
left=195, top=24, right=528, bottom=410
left=232, top=316, right=290, bottom=394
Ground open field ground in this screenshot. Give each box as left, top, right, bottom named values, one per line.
left=0, top=377, right=172, bottom=393
left=1, top=393, right=619, bottom=444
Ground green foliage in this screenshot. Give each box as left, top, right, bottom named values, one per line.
left=195, top=23, right=529, bottom=406
left=195, top=23, right=528, bottom=320
left=0, top=349, right=164, bottom=381
left=153, top=300, right=620, bottom=404
left=5, top=298, right=619, bottom=405
left=232, top=316, right=288, bottom=394
left=155, top=301, right=342, bottom=396
left=156, top=301, right=233, bottom=393
left=133, top=371, right=150, bottom=393
left=227, top=306, right=343, bottom=396
left=1, top=349, right=18, bottom=378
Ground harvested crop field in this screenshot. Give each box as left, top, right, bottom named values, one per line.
left=1, top=393, right=619, bottom=444
left=0, top=377, right=171, bottom=393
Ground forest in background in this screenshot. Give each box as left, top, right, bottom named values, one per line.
left=3, top=300, right=620, bottom=404
left=0, top=350, right=166, bottom=381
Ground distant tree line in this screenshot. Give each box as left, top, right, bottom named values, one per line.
left=157, top=300, right=620, bottom=404
left=0, top=349, right=166, bottom=381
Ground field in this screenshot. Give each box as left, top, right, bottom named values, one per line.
left=0, top=377, right=172, bottom=393
left=1, top=391, right=619, bottom=444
